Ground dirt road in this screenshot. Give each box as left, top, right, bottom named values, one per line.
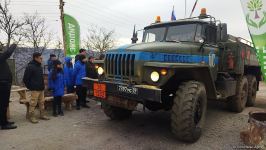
left=0, top=82, right=266, bottom=150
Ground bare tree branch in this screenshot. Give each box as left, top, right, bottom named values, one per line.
left=54, top=36, right=63, bottom=50
left=83, top=25, right=116, bottom=54
left=22, top=12, right=53, bottom=53
left=53, top=37, right=64, bottom=57
left=0, top=0, right=25, bottom=47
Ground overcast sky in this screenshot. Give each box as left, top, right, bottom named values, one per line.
left=9, top=0, right=250, bottom=47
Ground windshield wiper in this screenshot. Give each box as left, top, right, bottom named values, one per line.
left=164, top=40, right=180, bottom=43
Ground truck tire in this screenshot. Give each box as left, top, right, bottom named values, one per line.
left=171, top=81, right=207, bottom=143
left=246, top=75, right=257, bottom=107
left=228, top=76, right=248, bottom=112
left=102, top=103, right=132, bottom=120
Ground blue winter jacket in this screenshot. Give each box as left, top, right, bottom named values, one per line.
left=64, top=57, right=74, bottom=87
left=47, top=59, right=53, bottom=72
left=48, top=71, right=65, bottom=97
left=73, top=60, right=86, bottom=86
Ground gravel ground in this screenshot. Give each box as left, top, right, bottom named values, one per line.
left=0, top=82, right=266, bottom=150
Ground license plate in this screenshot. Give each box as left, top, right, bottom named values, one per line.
left=93, top=83, right=106, bottom=99
left=117, top=85, right=138, bottom=95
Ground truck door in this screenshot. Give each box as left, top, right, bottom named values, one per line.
left=201, top=24, right=219, bottom=81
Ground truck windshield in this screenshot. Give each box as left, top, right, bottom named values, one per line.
left=166, top=24, right=198, bottom=42
left=143, top=27, right=166, bottom=43
left=143, top=24, right=201, bottom=43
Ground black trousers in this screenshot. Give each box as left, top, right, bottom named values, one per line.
left=76, top=85, right=87, bottom=107
left=66, top=85, right=75, bottom=94
left=53, top=96, right=63, bottom=114
left=0, top=81, right=11, bottom=126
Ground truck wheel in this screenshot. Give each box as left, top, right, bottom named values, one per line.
left=228, top=76, right=248, bottom=112
left=102, top=103, right=132, bottom=120
left=171, top=81, right=207, bottom=143
left=246, top=75, right=257, bottom=107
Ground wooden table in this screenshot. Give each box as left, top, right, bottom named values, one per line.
left=11, top=86, right=28, bottom=119
left=11, top=86, right=28, bottom=100
left=9, top=86, right=77, bottom=119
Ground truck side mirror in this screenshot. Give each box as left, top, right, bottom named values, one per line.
left=220, top=23, right=228, bottom=42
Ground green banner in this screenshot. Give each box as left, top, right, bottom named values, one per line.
left=64, top=14, right=80, bottom=57
left=241, top=0, right=266, bottom=80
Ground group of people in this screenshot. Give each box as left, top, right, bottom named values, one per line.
left=0, top=46, right=98, bottom=129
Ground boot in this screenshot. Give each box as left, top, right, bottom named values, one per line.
left=58, top=103, right=64, bottom=116
left=59, top=111, right=64, bottom=116
left=40, top=111, right=50, bottom=120
left=1, top=124, right=17, bottom=130
left=53, top=105, right=58, bottom=117
left=29, top=113, right=39, bottom=124
left=53, top=111, right=58, bottom=117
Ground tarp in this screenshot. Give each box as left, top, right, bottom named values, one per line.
left=241, top=0, right=266, bottom=80
left=63, top=14, right=80, bottom=57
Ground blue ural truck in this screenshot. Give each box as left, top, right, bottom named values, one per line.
left=83, top=10, right=261, bottom=142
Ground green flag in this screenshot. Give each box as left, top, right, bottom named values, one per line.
left=64, top=14, right=80, bottom=57
left=241, top=0, right=266, bottom=80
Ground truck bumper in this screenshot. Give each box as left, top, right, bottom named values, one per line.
left=82, top=77, right=162, bottom=104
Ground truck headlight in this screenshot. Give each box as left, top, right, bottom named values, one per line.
left=150, top=71, right=160, bottom=82
left=97, top=67, right=104, bottom=75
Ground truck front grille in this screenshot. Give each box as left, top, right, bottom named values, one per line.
left=105, top=54, right=135, bottom=79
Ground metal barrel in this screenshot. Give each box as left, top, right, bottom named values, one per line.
left=249, top=111, right=266, bottom=128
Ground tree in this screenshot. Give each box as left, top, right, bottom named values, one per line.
left=23, top=12, right=52, bottom=53
left=248, top=0, right=263, bottom=19
left=0, top=0, right=24, bottom=47
left=53, top=37, right=64, bottom=58
left=83, top=25, right=115, bottom=54
left=54, top=37, right=63, bottom=50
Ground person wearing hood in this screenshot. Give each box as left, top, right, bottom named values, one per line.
left=47, top=54, right=57, bottom=72
left=64, top=57, right=74, bottom=93
left=23, top=52, right=50, bottom=123
left=48, top=60, right=65, bottom=117
left=0, top=44, right=17, bottom=130
left=73, top=55, right=89, bottom=109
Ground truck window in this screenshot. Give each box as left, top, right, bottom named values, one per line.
left=143, top=27, right=166, bottom=43
left=166, top=24, right=197, bottom=42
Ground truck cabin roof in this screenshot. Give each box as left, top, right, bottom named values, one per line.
left=144, top=19, right=214, bottom=30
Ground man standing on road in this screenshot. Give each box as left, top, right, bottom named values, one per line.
left=86, top=56, right=98, bottom=100
left=73, top=55, right=89, bottom=109
left=23, top=52, right=50, bottom=124
left=86, top=56, right=97, bottom=79
left=75, top=48, right=86, bottom=62
left=0, top=44, right=17, bottom=130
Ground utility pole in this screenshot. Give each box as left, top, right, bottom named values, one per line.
left=185, top=0, right=187, bottom=18
left=59, top=0, right=66, bottom=55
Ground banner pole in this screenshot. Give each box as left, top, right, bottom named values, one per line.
left=59, top=0, right=66, bottom=56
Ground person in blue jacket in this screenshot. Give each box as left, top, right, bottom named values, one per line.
left=49, top=60, right=65, bottom=117
left=73, top=54, right=89, bottom=109
left=64, top=57, right=74, bottom=93
left=47, top=54, right=57, bottom=72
